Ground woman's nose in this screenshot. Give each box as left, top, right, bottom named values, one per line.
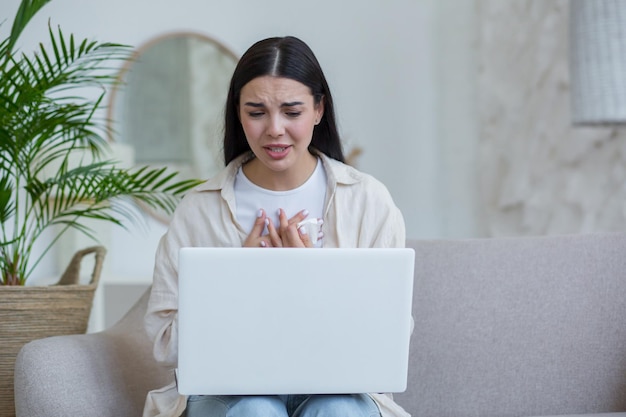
left=266, top=115, right=285, bottom=137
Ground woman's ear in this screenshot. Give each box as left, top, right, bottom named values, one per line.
left=315, top=95, right=325, bottom=125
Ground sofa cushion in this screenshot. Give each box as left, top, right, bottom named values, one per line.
left=394, top=233, right=626, bottom=417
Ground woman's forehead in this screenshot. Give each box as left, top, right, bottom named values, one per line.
left=240, top=76, right=313, bottom=103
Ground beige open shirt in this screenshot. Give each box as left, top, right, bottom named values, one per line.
left=143, top=152, right=410, bottom=417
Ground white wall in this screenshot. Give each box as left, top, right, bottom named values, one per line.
left=4, top=0, right=465, bottom=285
left=434, top=0, right=484, bottom=238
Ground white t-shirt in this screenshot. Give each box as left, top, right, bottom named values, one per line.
left=234, top=158, right=327, bottom=246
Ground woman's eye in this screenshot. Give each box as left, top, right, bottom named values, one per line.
left=286, top=111, right=302, bottom=118
left=248, top=112, right=264, bottom=118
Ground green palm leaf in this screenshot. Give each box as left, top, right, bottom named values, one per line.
left=6, top=0, right=52, bottom=56
left=1, top=1, right=204, bottom=284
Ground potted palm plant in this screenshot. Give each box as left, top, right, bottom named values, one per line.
left=0, top=0, right=203, bottom=414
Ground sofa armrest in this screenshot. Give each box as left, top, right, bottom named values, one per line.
left=14, top=288, right=171, bottom=417
left=13, top=329, right=171, bottom=417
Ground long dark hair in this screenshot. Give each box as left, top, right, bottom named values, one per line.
left=223, top=36, right=344, bottom=165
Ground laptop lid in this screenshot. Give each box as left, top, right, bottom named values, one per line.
left=177, top=247, right=415, bottom=396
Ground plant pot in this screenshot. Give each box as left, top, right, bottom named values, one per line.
left=0, top=246, right=105, bottom=417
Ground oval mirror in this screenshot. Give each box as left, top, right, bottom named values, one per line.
left=107, top=32, right=239, bottom=224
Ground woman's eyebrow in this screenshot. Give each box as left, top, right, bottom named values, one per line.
left=243, top=101, right=304, bottom=107
left=281, top=101, right=304, bottom=107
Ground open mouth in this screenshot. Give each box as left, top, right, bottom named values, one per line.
left=266, top=146, right=288, bottom=152
left=263, top=145, right=292, bottom=158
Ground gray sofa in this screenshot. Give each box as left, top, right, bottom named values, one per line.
left=14, top=232, right=626, bottom=416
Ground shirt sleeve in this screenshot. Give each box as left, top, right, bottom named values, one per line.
left=144, top=228, right=181, bottom=367
left=144, top=194, right=199, bottom=368
left=359, top=175, right=406, bottom=249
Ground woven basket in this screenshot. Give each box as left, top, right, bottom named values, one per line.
left=0, top=246, right=106, bottom=417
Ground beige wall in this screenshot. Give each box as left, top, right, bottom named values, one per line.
left=476, top=0, right=626, bottom=236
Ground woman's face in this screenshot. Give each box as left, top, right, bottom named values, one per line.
left=238, top=76, right=324, bottom=189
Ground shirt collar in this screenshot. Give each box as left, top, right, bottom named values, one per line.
left=195, top=152, right=252, bottom=192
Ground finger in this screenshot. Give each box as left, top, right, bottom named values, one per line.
left=277, top=209, right=311, bottom=247
left=251, top=209, right=268, bottom=236
left=266, top=218, right=283, bottom=247
left=287, top=209, right=310, bottom=226
left=284, top=220, right=310, bottom=248
left=298, top=224, right=314, bottom=248
left=277, top=208, right=289, bottom=228
left=277, top=208, right=292, bottom=237
left=242, top=209, right=268, bottom=248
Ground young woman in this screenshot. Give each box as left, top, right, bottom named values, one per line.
left=143, top=36, right=408, bottom=417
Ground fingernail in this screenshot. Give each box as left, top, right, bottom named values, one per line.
left=299, top=226, right=308, bottom=235
left=277, top=209, right=282, bottom=216
left=260, top=241, right=267, bottom=247
left=265, top=218, right=269, bottom=226
left=318, top=231, right=324, bottom=239
left=302, top=209, right=309, bottom=216
left=318, top=219, right=324, bottom=225
left=257, top=209, right=263, bottom=217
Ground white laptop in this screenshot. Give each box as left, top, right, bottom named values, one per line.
left=177, top=247, right=415, bottom=396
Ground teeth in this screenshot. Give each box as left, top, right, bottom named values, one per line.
left=269, top=147, right=286, bottom=152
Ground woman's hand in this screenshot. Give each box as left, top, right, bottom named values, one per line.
left=243, top=208, right=319, bottom=248
left=243, top=209, right=271, bottom=248
left=268, top=209, right=314, bottom=248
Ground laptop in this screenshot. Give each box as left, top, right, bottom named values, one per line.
left=177, top=247, right=415, bottom=396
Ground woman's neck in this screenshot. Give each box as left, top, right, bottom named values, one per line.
left=242, top=153, right=318, bottom=191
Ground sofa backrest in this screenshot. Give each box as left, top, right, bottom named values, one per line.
left=394, top=233, right=626, bottom=417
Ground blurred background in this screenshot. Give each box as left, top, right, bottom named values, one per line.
left=3, top=0, right=625, bottom=329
